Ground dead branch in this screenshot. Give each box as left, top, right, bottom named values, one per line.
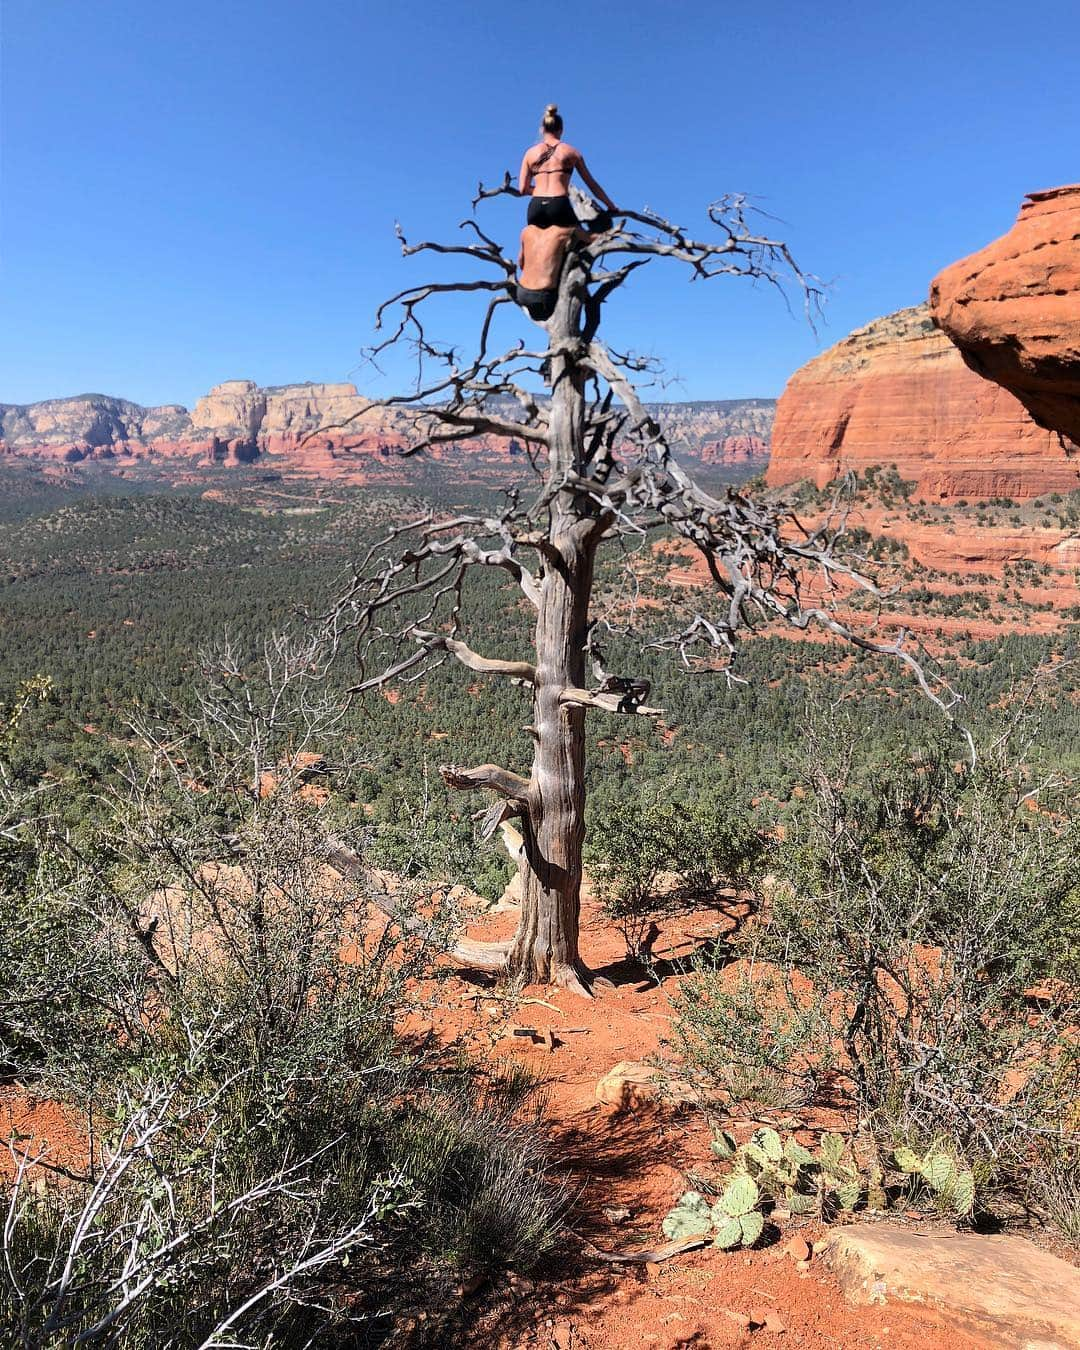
left=438, top=762, right=531, bottom=804
left=559, top=687, right=664, bottom=718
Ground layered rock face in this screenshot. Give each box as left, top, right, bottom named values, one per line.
left=647, top=398, right=774, bottom=446
left=0, top=381, right=393, bottom=471
left=186, top=380, right=397, bottom=467
left=699, top=434, right=768, bottom=467
left=766, top=304, right=1078, bottom=500
left=0, top=384, right=774, bottom=482
left=0, top=396, right=190, bottom=459
left=930, top=184, right=1080, bottom=447
left=0, top=381, right=501, bottom=475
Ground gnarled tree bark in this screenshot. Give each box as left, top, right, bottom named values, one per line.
left=510, top=251, right=596, bottom=990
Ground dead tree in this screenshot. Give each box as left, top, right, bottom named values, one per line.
left=327, top=183, right=962, bottom=996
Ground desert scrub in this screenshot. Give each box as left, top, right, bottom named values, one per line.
left=1, top=787, right=566, bottom=1347
left=588, top=789, right=769, bottom=957
left=588, top=795, right=682, bottom=956
left=0, top=646, right=565, bottom=1347
left=671, top=959, right=825, bottom=1110
left=671, top=717, right=1080, bottom=1218
left=1036, top=1147, right=1080, bottom=1243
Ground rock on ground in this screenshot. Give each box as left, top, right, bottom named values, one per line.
left=594, top=1060, right=695, bottom=1111
left=824, top=1223, right=1080, bottom=1349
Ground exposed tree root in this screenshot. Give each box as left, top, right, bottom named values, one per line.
left=507, top=939, right=597, bottom=999
left=550, top=961, right=596, bottom=999
left=447, top=937, right=513, bottom=971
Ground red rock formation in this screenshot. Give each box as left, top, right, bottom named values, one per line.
left=930, top=185, right=1080, bottom=448
left=766, top=304, right=1078, bottom=500
left=699, top=434, right=768, bottom=467
left=0, top=385, right=775, bottom=486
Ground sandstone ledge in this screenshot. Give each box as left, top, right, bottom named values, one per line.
left=931, top=184, right=1080, bottom=448
left=825, top=1224, right=1080, bottom=1349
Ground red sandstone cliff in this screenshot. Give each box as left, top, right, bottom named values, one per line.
left=930, top=184, right=1080, bottom=448
left=766, top=304, right=1078, bottom=500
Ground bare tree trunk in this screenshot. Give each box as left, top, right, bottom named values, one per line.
left=510, top=522, right=597, bottom=991
left=506, top=258, right=603, bottom=992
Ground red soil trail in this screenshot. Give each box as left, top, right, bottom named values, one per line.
left=431, top=898, right=992, bottom=1349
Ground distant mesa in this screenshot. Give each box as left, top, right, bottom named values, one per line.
left=700, top=434, right=769, bottom=466
left=766, top=302, right=1079, bottom=501
left=0, top=381, right=774, bottom=484
left=931, top=184, right=1080, bottom=449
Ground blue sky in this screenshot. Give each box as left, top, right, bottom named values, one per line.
left=2, top=0, right=1078, bottom=408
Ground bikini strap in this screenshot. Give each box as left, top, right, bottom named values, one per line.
left=532, top=141, right=559, bottom=172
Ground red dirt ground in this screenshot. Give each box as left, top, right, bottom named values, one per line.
left=418, top=897, right=998, bottom=1349
left=0, top=1090, right=85, bottom=1177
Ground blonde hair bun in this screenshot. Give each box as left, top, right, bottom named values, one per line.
left=541, top=103, right=564, bottom=134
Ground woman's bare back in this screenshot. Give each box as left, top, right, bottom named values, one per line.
left=518, top=135, right=617, bottom=214
left=520, top=140, right=579, bottom=198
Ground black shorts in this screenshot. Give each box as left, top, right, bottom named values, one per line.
left=515, top=284, right=557, bottom=321
left=527, top=196, right=578, bottom=228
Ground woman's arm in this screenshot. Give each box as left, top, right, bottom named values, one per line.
left=518, top=151, right=534, bottom=197
left=574, top=154, right=616, bottom=212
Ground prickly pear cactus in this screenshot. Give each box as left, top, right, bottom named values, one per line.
left=715, top=1174, right=760, bottom=1219
left=668, top=1126, right=977, bottom=1254
left=922, top=1151, right=955, bottom=1192
left=949, top=1169, right=976, bottom=1216
left=745, top=1127, right=783, bottom=1166
left=818, top=1132, right=846, bottom=1171
left=922, top=1150, right=975, bottom=1216
left=890, top=1145, right=976, bottom=1216
left=712, top=1208, right=764, bottom=1249
left=710, top=1129, right=737, bottom=1161
left=783, top=1136, right=816, bottom=1168
left=662, top=1190, right=712, bottom=1240
left=711, top=1175, right=763, bottom=1249
left=892, top=1145, right=922, bottom=1174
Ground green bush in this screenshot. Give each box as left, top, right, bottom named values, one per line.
left=671, top=718, right=1080, bottom=1215
left=671, top=960, right=824, bottom=1110
left=2, top=787, right=565, bottom=1346
left=588, top=789, right=768, bottom=957
left=589, top=796, right=683, bottom=954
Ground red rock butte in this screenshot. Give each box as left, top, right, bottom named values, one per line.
left=0, top=382, right=774, bottom=485
left=930, top=183, right=1080, bottom=448
left=766, top=303, right=1079, bottom=501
